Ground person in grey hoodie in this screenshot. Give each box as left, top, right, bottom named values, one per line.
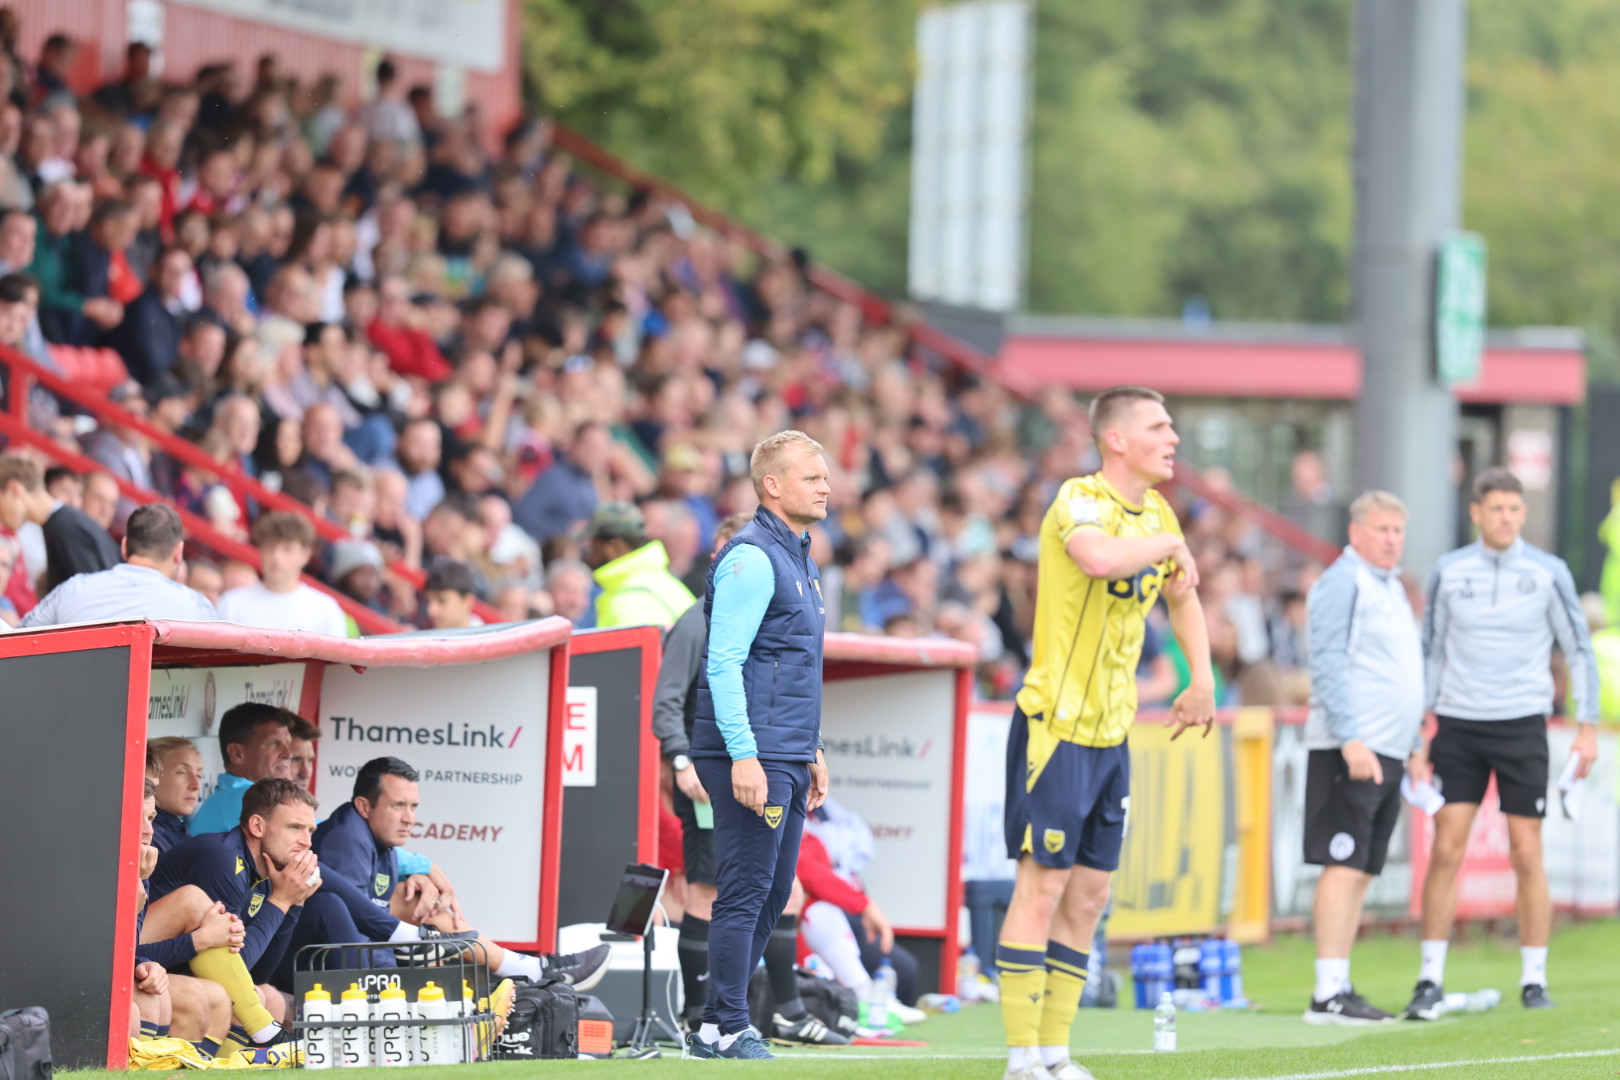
left=1302, top=490, right=1427, bottom=1026
left=1402, top=468, right=1600, bottom=1020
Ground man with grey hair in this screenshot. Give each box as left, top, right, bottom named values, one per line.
left=1402, top=468, right=1599, bottom=1018
left=1302, top=490, right=1426, bottom=1025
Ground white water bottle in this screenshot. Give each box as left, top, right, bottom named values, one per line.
left=373, top=984, right=410, bottom=1067
left=867, top=959, right=896, bottom=1031
left=338, top=983, right=372, bottom=1068
left=302, top=984, right=334, bottom=1071
left=460, top=979, right=479, bottom=1063
left=1154, top=991, right=1177, bottom=1052
left=956, top=947, right=981, bottom=1001
left=415, top=982, right=452, bottom=1066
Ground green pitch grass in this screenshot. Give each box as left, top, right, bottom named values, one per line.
left=70, top=920, right=1619, bottom=1078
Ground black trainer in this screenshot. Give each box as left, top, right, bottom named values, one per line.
left=543, top=943, right=613, bottom=991
left=1521, top=983, right=1555, bottom=1009
left=771, top=1011, right=850, bottom=1046
left=1304, top=987, right=1395, bottom=1025
left=1402, top=980, right=1445, bottom=1020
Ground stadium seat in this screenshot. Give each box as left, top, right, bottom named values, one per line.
left=46, top=345, right=130, bottom=396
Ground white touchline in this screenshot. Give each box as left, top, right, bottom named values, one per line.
left=1208, top=1047, right=1620, bottom=1080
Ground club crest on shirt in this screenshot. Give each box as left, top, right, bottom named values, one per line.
left=764, top=806, right=784, bottom=829
left=1043, top=828, right=1065, bottom=854
left=375, top=873, right=390, bottom=897
left=1144, top=512, right=1161, bottom=532
left=247, top=892, right=265, bottom=917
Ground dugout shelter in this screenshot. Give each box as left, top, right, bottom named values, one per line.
left=0, top=616, right=572, bottom=1070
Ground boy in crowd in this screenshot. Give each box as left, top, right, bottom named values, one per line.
left=218, top=512, right=349, bottom=636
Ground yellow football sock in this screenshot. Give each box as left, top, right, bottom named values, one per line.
left=189, top=947, right=277, bottom=1035
left=996, top=941, right=1048, bottom=1047
left=1038, top=941, right=1090, bottom=1048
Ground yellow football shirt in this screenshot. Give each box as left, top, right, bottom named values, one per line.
left=1014, top=473, right=1182, bottom=749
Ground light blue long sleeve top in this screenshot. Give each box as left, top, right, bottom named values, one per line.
left=706, top=542, right=776, bottom=760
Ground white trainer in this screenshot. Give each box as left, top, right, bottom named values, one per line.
left=1001, top=1066, right=1056, bottom=1080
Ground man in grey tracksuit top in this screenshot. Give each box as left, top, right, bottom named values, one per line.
left=1403, top=468, right=1601, bottom=1019
left=1302, top=490, right=1427, bottom=1025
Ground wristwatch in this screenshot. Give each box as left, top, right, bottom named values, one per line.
left=671, top=754, right=693, bottom=772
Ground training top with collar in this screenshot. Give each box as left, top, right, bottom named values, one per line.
left=1304, top=545, right=1425, bottom=761
left=1425, top=537, right=1597, bottom=723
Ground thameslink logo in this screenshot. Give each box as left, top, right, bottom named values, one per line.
left=327, top=715, right=522, bottom=749
left=822, top=735, right=932, bottom=759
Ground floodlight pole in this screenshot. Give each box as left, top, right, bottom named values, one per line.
left=1351, top=0, right=1467, bottom=575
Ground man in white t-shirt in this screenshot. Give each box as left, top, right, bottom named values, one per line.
left=218, top=511, right=350, bottom=637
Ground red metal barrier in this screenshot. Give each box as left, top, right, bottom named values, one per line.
left=0, top=412, right=401, bottom=634
left=0, top=343, right=506, bottom=623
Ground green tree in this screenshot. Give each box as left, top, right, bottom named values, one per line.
left=524, top=0, right=917, bottom=285
left=1027, top=0, right=1352, bottom=321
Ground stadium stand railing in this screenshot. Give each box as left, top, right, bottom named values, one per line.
left=1, top=342, right=405, bottom=633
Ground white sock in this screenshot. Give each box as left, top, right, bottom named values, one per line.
left=494, top=952, right=543, bottom=981
left=1314, top=958, right=1349, bottom=1002
left=1039, top=1045, right=1069, bottom=1067
left=1006, top=1046, right=1028, bottom=1071
left=248, top=1021, right=282, bottom=1044
left=1521, top=946, right=1547, bottom=987
left=698, top=1023, right=721, bottom=1045
left=388, top=921, right=421, bottom=943
left=717, top=1031, right=742, bottom=1051
left=1419, top=940, right=1448, bottom=985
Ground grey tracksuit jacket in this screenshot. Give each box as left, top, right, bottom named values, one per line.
left=1305, top=546, right=1426, bottom=761
left=1424, top=538, right=1598, bottom=724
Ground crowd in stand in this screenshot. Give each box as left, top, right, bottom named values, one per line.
left=0, top=14, right=1351, bottom=711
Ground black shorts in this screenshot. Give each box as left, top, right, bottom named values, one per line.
left=672, top=787, right=716, bottom=886
left=1003, top=707, right=1130, bottom=873
left=1430, top=714, right=1549, bottom=818
left=1303, top=749, right=1405, bottom=875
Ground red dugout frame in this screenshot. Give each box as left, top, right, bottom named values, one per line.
left=0, top=616, right=573, bottom=1068
left=820, top=632, right=976, bottom=994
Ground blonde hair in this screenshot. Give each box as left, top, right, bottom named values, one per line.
left=146, top=736, right=198, bottom=776
left=749, top=430, right=826, bottom=497
left=1349, top=490, right=1407, bottom=523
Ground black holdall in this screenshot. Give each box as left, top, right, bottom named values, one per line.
left=0, top=1007, right=52, bottom=1080
left=491, top=980, right=579, bottom=1060
left=748, top=968, right=859, bottom=1038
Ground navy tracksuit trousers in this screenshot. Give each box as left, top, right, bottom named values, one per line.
left=695, top=757, right=809, bottom=1035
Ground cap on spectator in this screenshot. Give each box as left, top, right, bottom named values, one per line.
left=108, top=380, right=144, bottom=405
left=585, top=501, right=646, bottom=542
left=663, top=444, right=702, bottom=473
left=329, top=540, right=384, bottom=582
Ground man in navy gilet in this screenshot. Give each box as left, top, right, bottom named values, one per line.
left=685, top=430, right=832, bottom=1060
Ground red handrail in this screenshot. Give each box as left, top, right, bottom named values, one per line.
left=0, top=344, right=505, bottom=623
left=0, top=412, right=402, bottom=634
left=1171, top=464, right=1342, bottom=566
